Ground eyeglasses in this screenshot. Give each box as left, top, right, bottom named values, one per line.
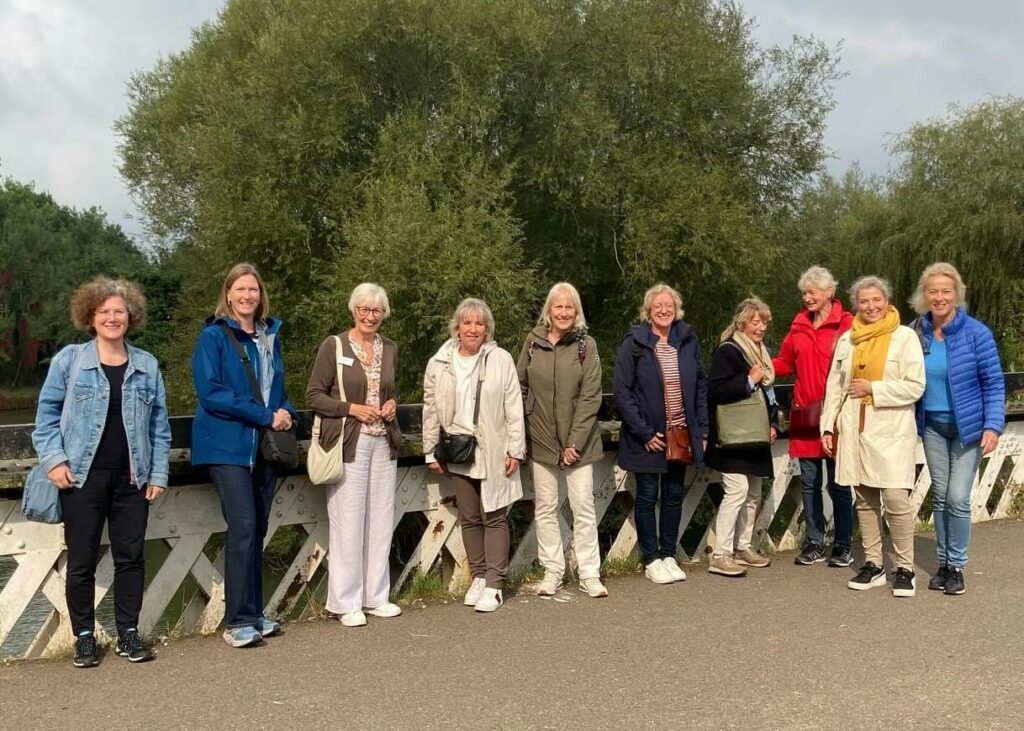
left=356, top=307, right=383, bottom=317
left=96, top=309, right=128, bottom=319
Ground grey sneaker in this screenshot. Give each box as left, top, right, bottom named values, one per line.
left=222, top=626, right=263, bottom=647
left=795, top=543, right=828, bottom=565
left=709, top=554, right=747, bottom=577
left=827, top=546, right=854, bottom=568
left=734, top=548, right=771, bottom=568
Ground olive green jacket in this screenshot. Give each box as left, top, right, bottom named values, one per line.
left=516, top=325, right=603, bottom=467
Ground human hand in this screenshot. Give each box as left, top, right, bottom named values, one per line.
left=770, top=426, right=778, bottom=444
left=427, top=461, right=446, bottom=475
left=749, top=364, right=764, bottom=383
left=980, top=430, right=999, bottom=455
left=821, top=433, right=834, bottom=457
left=47, top=463, right=76, bottom=489
left=505, top=456, right=520, bottom=477
left=562, top=446, right=580, bottom=466
left=348, top=403, right=381, bottom=424
left=645, top=433, right=666, bottom=453
left=271, top=408, right=293, bottom=431
left=380, top=399, right=398, bottom=422
left=145, top=484, right=166, bottom=503
left=848, top=379, right=872, bottom=399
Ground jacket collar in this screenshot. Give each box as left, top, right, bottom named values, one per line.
left=204, top=314, right=283, bottom=336
left=627, top=320, right=693, bottom=349
left=78, top=338, right=147, bottom=377
left=791, top=299, right=847, bottom=333
left=528, top=323, right=585, bottom=349
left=432, top=337, right=497, bottom=364
left=922, top=306, right=967, bottom=340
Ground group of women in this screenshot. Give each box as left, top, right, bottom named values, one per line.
left=30, top=260, right=1005, bottom=668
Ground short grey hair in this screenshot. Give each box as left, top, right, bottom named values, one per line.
left=910, top=262, right=967, bottom=315
left=848, top=275, right=892, bottom=308
left=797, top=265, right=838, bottom=294
left=639, top=283, right=684, bottom=323
left=348, top=282, right=391, bottom=320
left=538, top=282, right=587, bottom=331
left=448, top=297, right=495, bottom=341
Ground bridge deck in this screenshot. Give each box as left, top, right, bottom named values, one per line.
left=2, top=519, right=1021, bottom=729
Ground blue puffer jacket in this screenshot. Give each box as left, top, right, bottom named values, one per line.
left=613, top=321, right=709, bottom=473
left=915, top=307, right=1005, bottom=446
left=191, top=315, right=296, bottom=467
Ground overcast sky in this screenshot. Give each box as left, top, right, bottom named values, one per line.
left=1, top=0, right=1022, bottom=243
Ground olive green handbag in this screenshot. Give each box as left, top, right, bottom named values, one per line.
left=716, top=387, right=771, bottom=449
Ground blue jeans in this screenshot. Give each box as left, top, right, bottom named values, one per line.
left=208, top=460, right=276, bottom=629
left=633, top=465, right=686, bottom=565
left=799, top=458, right=852, bottom=549
left=923, top=419, right=982, bottom=568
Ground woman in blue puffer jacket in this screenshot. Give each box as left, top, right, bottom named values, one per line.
left=912, top=262, right=1004, bottom=596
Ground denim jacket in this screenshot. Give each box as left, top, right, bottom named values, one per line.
left=31, top=340, right=172, bottom=487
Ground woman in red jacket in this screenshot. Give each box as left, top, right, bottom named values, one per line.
left=773, top=266, right=855, bottom=567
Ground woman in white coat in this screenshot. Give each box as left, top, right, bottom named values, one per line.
left=821, top=276, right=925, bottom=598
left=423, top=298, right=527, bottom=613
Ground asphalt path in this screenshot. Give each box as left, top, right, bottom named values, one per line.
left=2, top=520, right=1023, bottom=730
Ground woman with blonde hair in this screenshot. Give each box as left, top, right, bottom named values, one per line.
left=307, top=283, right=403, bottom=626
left=910, top=262, right=1004, bottom=595
left=705, top=298, right=778, bottom=577
left=821, top=276, right=924, bottom=597
left=517, top=282, right=607, bottom=598
left=613, top=284, right=709, bottom=585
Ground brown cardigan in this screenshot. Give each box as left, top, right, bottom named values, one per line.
left=305, top=334, right=401, bottom=461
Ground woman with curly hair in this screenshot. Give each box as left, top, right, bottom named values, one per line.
left=31, top=277, right=170, bottom=668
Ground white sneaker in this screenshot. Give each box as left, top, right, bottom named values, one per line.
left=474, top=588, right=503, bottom=613
left=662, top=556, right=687, bottom=582
left=366, top=602, right=402, bottom=618
left=580, top=577, right=609, bottom=598
left=339, top=610, right=367, bottom=627
left=463, top=577, right=487, bottom=606
left=536, top=573, right=562, bottom=596
left=645, top=559, right=675, bottom=584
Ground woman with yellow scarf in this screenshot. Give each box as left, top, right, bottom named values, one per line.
left=821, top=276, right=925, bottom=598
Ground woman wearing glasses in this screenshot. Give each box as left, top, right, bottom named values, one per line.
left=306, top=283, right=403, bottom=627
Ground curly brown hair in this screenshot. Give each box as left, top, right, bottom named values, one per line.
left=69, top=277, right=147, bottom=335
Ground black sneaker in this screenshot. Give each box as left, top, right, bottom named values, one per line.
left=928, top=565, right=950, bottom=591
left=795, top=543, right=828, bottom=565
left=73, top=633, right=99, bottom=668
left=115, top=629, right=154, bottom=663
left=892, top=567, right=916, bottom=598
left=944, top=567, right=966, bottom=596
left=827, top=546, right=854, bottom=568
left=848, top=561, right=886, bottom=590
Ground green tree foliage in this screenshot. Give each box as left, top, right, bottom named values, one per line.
left=118, top=0, right=839, bottom=399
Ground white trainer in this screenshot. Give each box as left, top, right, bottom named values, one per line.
left=463, top=577, right=487, bottom=606
left=474, top=588, right=503, bottom=613
left=339, top=610, right=367, bottom=627
left=662, top=556, right=687, bottom=582
left=580, top=577, right=609, bottom=598
left=645, top=559, right=675, bottom=584
left=536, top=573, right=562, bottom=596
left=366, top=602, right=402, bottom=618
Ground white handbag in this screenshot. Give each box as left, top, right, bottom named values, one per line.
left=307, top=336, right=346, bottom=485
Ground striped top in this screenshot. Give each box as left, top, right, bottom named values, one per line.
left=654, top=342, right=687, bottom=427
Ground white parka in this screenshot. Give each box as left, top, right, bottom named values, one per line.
left=423, top=339, right=527, bottom=512
left=821, top=326, right=925, bottom=490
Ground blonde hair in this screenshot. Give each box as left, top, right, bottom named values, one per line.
left=69, top=277, right=146, bottom=335
left=538, top=282, right=587, bottom=331
left=215, top=263, right=269, bottom=324
left=448, top=297, right=495, bottom=342
left=848, top=275, right=891, bottom=308
left=797, top=265, right=838, bottom=294
left=910, top=262, right=966, bottom=314
left=639, top=283, right=684, bottom=323
left=348, top=282, right=391, bottom=320
left=720, top=297, right=771, bottom=343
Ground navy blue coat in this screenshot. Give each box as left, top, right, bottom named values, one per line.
left=914, top=307, right=1005, bottom=446
left=613, top=322, right=709, bottom=473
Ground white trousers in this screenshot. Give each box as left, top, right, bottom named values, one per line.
left=325, top=435, right=397, bottom=614
left=713, top=472, right=763, bottom=557
left=531, top=461, right=601, bottom=580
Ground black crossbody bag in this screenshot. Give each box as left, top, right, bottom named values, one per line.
left=434, top=353, right=489, bottom=465
left=218, top=323, right=298, bottom=470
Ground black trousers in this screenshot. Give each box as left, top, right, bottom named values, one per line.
left=60, top=468, right=149, bottom=635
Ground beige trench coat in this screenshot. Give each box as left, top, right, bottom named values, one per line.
left=820, top=326, right=925, bottom=490
left=423, top=339, right=527, bottom=512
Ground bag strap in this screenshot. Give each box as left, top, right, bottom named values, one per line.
left=471, top=352, right=490, bottom=428
left=313, top=335, right=347, bottom=441
left=217, top=322, right=265, bottom=406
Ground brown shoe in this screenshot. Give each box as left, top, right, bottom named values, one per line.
left=708, top=554, right=747, bottom=577
left=734, top=548, right=771, bottom=568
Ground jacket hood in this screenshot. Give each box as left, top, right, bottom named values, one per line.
left=203, top=314, right=283, bottom=335
left=788, top=299, right=848, bottom=334
left=431, top=337, right=498, bottom=363
left=624, top=320, right=694, bottom=349
left=527, top=324, right=587, bottom=347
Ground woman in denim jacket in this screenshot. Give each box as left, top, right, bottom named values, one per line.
left=31, top=277, right=171, bottom=668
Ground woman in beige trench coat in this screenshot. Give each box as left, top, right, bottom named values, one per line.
left=821, top=276, right=924, bottom=598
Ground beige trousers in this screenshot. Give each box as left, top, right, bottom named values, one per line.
left=713, top=473, right=762, bottom=557
left=854, top=486, right=915, bottom=570
left=531, top=461, right=602, bottom=580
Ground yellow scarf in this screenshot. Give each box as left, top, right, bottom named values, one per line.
left=850, top=305, right=900, bottom=405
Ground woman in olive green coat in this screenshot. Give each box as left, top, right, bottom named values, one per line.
left=517, top=282, right=607, bottom=598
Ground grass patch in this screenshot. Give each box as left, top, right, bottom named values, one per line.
left=602, top=552, right=642, bottom=576
left=505, top=565, right=546, bottom=593
left=397, top=568, right=453, bottom=604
